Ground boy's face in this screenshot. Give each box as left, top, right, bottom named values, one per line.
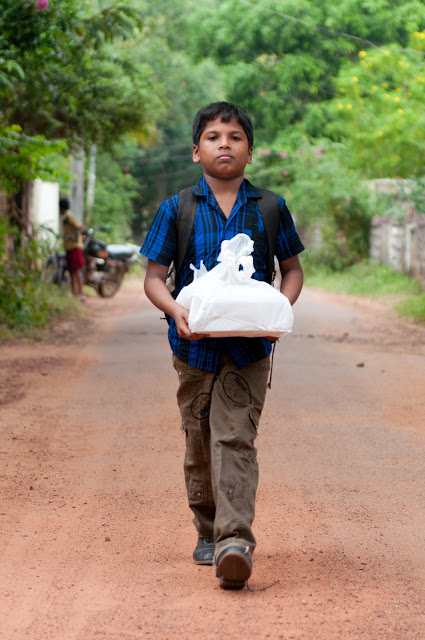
left=193, top=117, right=253, bottom=181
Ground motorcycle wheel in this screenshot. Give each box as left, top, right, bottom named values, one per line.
left=96, top=264, right=124, bottom=298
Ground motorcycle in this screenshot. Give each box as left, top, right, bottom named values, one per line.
left=83, top=226, right=138, bottom=298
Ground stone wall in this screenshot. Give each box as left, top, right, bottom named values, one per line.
left=370, top=215, right=425, bottom=281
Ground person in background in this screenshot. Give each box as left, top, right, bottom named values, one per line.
left=59, top=197, right=86, bottom=302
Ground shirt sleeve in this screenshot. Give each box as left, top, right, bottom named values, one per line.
left=140, top=196, right=178, bottom=267
left=274, top=196, right=305, bottom=261
left=66, top=212, right=83, bottom=230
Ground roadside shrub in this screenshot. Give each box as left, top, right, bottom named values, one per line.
left=250, top=140, right=374, bottom=271
left=0, top=218, right=71, bottom=335
left=396, top=293, right=425, bottom=324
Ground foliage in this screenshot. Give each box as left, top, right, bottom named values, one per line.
left=184, top=0, right=425, bottom=140
left=0, top=125, right=64, bottom=193
left=0, top=217, right=75, bottom=333
left=90, top=143, right=140, bottom=242
left=247, top=140, right=374, bottom=269
left=105, top=4, right=223, bottom=236
left=0, top=0, right=157, bottom=199
left=392, top=176, right=425, bottom=215
left=396, top=292, right=425, bottom=323
left=0, top=0, right=152, bottom=149
left=305, top=260, right=423, bottom=297
left=319, top=34, right=425, bottom=177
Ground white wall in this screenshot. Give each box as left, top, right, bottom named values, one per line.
left=31, top=179, right=60, bottom=236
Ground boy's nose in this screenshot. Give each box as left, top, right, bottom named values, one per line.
left=219, top=138, right=231, bottom=148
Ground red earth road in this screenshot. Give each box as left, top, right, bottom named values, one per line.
left=0, top=281, right=424, bottom=639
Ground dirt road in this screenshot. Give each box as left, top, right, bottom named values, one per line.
left=0, top=282, right=424, bottom=639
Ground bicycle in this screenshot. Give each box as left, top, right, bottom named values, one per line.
left=39, top=225, right=69, bottom=286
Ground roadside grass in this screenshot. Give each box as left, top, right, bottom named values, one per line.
left=0, top=284, right=82, bottom=342
left=305, top=260, right=425, bottom=324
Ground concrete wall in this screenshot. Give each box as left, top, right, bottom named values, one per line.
left=370, top=215, right=425, bottom=281
left=368, top=178, right=425, bottom=282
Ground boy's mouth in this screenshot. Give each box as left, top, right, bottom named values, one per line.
left=217, top=154, right=233, bottom=160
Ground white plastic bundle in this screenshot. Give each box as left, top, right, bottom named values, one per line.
left=176, top=233, right=294, bottom=338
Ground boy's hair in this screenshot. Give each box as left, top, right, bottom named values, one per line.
left=192, top=101, right=254, bottom=148
left=59, top=197, right=70, bottom=210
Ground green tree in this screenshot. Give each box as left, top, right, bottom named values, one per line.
left=184, top=0, right=425, bottom=140
left=0, top=0, right=153, bottom=149
left=317, top=32, right=425, bottom=177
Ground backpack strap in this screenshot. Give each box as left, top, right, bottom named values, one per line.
left=175, top=186, right=198, bottom=276
left=174, top=185, right=280, bottom=284
left=256, top=188, right=280, bottom=284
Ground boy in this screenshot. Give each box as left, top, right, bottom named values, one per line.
left=59, top=197, right=86, bottom=302
left=141, top=102, right=304, bottom=589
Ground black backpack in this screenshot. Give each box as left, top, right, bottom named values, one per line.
left=168, top=185, right=280, bottom=293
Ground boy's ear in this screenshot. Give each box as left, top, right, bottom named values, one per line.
left=247, top=147, right=253, bottom=164
left=193, top=144, right=200, bottom=163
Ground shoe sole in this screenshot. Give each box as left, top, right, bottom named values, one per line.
left=193, top=557, right=214, bottom=566
left=216, top=550, right=252, bottom=590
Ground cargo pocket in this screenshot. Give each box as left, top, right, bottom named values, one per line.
left=189, top=479, right=208, bottom=504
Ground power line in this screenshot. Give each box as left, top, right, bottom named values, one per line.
left=238, top=0, right=425, bottom=57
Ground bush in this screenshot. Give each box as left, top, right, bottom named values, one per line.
left=249, top=140, right=374, bottom=271
left=0, top=218, right=75, bottom=337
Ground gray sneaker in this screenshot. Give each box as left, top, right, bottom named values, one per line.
left=193, top=537, right=215, bottom=565
left=215, top=546, right=252, bottom=589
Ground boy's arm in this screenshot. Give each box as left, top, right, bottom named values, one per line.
left=278, top=254, right=304, bottom=305
left=144, top=259, right=207, bottom=341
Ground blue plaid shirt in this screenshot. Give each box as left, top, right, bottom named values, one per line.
left=141, top=177, right=304, bottom=372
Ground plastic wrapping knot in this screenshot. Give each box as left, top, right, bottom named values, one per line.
left=216, top=234, right=255, bottom=284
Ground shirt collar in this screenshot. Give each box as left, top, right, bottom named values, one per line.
left=192, top=177, right=262, bottom=203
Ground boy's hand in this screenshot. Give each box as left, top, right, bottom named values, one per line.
left=173, top=305, right=209, bottom=341
left=144, top=259, right=209, bottom=340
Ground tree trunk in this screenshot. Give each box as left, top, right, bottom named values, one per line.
left=85, top=145, right=97, bottom=227
left=70, top=147, right=85, bottom=221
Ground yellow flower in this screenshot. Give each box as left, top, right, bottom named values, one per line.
left=398, top=109, right=404, bottom=114
left=378, top=131, right=383, bottom=136
left=382, top=82, right=388, bottom=88
left=359, top=50, right=367, bottom=57
left=337, top=103, right=344, bottom=109
left=384, top=50, right=390, bottom=55
left=394, top=96, right=400, bottom=102
left=372, top=85, right=378, bottom=91
left=407, top=91, right=412, bottom=97
left=346, top=104, right=352, bottom=110
left=352, top=76, right=359, bottom=82
left=384, top=94, right=390, bottom=99
left=420, top=33, right=425, bottom=40
left=398, top=61, right=404, bottom=66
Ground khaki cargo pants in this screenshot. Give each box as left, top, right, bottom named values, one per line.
left=173, top=353, right=270, bottom=555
